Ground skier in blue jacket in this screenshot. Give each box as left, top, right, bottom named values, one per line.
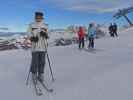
left=88, top=23, right=96, bottom=49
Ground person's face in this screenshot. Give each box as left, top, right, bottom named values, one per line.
left=35, top=16, right=44, bottom=22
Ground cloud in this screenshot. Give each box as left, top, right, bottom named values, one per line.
left=44, top=0, right=133, bottom=13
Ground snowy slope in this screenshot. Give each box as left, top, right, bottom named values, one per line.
left=0, top=27, right=133, bottom=100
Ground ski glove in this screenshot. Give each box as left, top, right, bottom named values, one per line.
left=40, top=31, right=49, bottom=39
left=30, top=36, right=39, bottom=43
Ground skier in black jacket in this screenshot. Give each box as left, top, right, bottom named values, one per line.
left=109, top=23, right=114, bottom=37
left=112, top=23, right=118, bottom=37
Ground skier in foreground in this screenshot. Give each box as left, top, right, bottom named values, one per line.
left=78, top=26, right=85, bottom=49
left=88, top=23, right=96, bottom=49
left=27, top=12, right=53, bottom=95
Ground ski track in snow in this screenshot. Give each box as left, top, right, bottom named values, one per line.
left=0, top=28, right=133, bottom=100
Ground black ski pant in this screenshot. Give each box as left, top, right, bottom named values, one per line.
left=109, top=31, right=114, bottom=37
left=114, top=30, right=118, bottom=37
left=88, top=37, right=94, bottom=48
left=30, top=51, right=46, bottom=75
left=79, top=37, right=85, bottom=49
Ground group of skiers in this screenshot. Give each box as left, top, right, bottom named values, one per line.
left=26, top=12, right=98, bottom=93
left=78, top=23, right=96, bottom=49
left=27, top=12, right=119, bottom=95
left=108, top=23, right=118, bottom=37
left=27, top=12, right=98, bottom=84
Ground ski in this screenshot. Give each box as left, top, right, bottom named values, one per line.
left=34, top=85, right=43, bottom=96
left=88, top=48, right=96, bottom=53
left=32, top=77, right=43, bottom=96
left=83, top=48, right=96, bottom=54
left=38, top=79, right=53, bottom=93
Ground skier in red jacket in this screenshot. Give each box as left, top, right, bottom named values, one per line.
left=78, top=26, right=85, bottom=49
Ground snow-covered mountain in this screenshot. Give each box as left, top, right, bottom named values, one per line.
left=0, top=27, right=133, bottom=100
left=0, top=32, right=26, bottom=37
left=0, top=26, right=107, bottom=50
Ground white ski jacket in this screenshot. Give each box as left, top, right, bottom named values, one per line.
left=27, top=22, right=48, bottom=52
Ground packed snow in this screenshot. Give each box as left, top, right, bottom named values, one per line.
left=0, top=27, right=133, bottom=100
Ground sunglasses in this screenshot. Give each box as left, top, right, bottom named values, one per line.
left=35, top=17, right=44, bottom=19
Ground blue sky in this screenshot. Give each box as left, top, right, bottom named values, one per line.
left=0, top=0, right=133, bottom=32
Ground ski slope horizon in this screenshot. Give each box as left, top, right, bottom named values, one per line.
left=0, top=27, right=133, bottom=100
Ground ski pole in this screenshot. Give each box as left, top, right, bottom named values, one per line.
left=26, top=67, right=31, bottom=85
left=44, top=40, right=55, bottom=82
left=46, top=52, right=55, bottom=82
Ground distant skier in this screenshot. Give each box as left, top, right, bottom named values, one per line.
left=88, top=23, right=96, bottom=49
left=78, top=26, right=85, bottom=49
left=109, top=23, right=114, bottom=37
left=27, top=12, right=49, bottom=82
left=112, top=23, right=118, bottom=37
